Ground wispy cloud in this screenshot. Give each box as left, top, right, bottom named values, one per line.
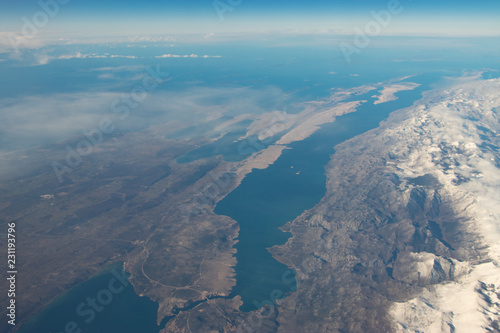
left=92, top=65, right=144, bottom=72
left=109, top=55, right=137, bottom=59
left=128, top=35, right=176, bottom=43
left=0, top=85, right=286, bottom=153
left=35, top=52, right=137, bottom=65
left=0, top=92, right=121, bottom=151
left=97, top=73, right=115, bottom=80
left=0, top=32, right=44, bottom=54
left=155, top=53, right=222, bottom=58
left=392, top=58, right=443, bottom=62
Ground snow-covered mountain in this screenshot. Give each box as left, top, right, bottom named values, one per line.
left=389, top=78, right=500, bottom=332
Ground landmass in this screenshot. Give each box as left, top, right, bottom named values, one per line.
left=372, top=82, right=421, bottom=104
left=1, top=77, right=497, bottom=333
left=275, top=77, right=500, bottom=332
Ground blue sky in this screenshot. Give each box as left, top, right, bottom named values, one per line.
left=1, top=0, right=500, bottom=37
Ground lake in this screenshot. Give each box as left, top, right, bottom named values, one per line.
left=214, top=73, right=441, bottom=311
left=18, top=263, right=162, bottom=333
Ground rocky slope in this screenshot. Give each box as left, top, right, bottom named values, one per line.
left=274, top=77, right=500, bottom=332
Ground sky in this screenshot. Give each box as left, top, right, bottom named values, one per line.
left=1, top=0, right=500, bottom=40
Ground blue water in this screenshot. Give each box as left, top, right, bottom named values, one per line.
left=215, top=72, right=441, bottom=311
left=18, top=263, right=162, bottom=333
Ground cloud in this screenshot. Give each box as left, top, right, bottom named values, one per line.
left=34, top=52, right=137, bottom=65
left=0, top=33, right=179, bottom=56
left=155, top=54, right=222, bottom=58
left=0, top=32, right=45, bottom=54
left=0, top=92, right=121, bottom=151
left=91, top=65, right=145, bottom=80
left=128, top=35, right=176, bottom=43
left=0, top=85, right=287, bottom=153
left=109, top=55, right=137, bottom=59
left=35, top=52, right=104, bottom=65
left=92, top=65, right=144, bottom=72
left=392, top=58, right=443, bottom=62
left=97, top=73, right=115, bottom=80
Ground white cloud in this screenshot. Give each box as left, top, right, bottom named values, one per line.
left=0, top=33, right=179, bottom=56
left=92, top=65, right=144, bottom=72
left=0, top=85, right=287, bottom=153
left=0, top=31, right=45, bottom=54
left=392, top=58, right=443, bottom=62
left=34, top=52, right=137, bottom=65
left=97, top=73, right=115, bottom=80
left=155, top=54, right=222, bottom=58
left=109, top=54, right=137, bottom=59
left=128, top=35, right=176, bottom=43
left=0, top=92, right=121, bottom=150
left=92, top=65, right=145, bottom=80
